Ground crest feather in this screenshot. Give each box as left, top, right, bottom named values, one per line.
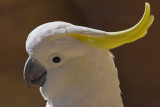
left=69, top=3, right=154, bottom=50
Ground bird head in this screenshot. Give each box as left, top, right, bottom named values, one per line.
left=23, top=2, right=153, bottom=105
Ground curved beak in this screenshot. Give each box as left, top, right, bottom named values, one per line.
left=24, top=57, right=47, bottom=88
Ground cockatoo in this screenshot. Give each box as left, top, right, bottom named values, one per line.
left=24, top=3, right=153, bottom=107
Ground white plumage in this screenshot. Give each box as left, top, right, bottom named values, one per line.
left=26, top=21, right=123, bottom=107
left=24, top=3, right=153, bottom=107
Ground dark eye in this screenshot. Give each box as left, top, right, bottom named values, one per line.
left=52, top=56, right=61, bottom=63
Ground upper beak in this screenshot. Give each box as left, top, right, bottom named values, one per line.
left=24, top=57, right=47, bottom=88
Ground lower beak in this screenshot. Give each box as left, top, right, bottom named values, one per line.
left=24, top=57, right=47, bottom=88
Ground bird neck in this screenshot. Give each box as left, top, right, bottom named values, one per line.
left=42, top=50, right=124, bottom=107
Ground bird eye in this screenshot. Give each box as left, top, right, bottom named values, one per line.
left=52, top=56, right=61, bottom=63
left=48, top=54, right=64, bottom=66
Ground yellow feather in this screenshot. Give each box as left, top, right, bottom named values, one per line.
left=69, top=3, right=154, bottom=50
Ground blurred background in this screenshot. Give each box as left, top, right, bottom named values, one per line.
left=0, top=0, right=159, bottom=107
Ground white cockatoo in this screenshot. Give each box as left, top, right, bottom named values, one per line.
left=24, top=3, right=153, bottom=107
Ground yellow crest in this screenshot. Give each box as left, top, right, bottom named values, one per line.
left=70, top=3, right=154, bottom=49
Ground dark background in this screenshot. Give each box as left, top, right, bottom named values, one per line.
left=0, top=0, right=159, bottom=107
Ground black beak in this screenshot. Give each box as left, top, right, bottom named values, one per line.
left=24, top=57, right=47, bottom=88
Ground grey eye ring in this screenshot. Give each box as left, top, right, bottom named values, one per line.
left=48, top=53, right=64, bottom=66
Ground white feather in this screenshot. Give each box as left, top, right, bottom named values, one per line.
left=26, top=21, right=123, bottom=107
